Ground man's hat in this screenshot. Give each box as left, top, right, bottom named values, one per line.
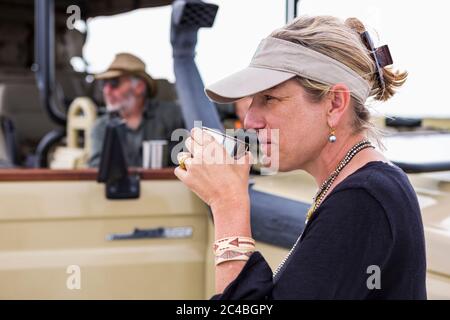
left=95, top=53, right=157, bottom=97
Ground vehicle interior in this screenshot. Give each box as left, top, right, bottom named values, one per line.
left=0, top=0, right=449, bottom=299
left=0, top=0, right=187, bottom=169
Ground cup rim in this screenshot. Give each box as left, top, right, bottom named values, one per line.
left=201, top=126, right=249, bottom=148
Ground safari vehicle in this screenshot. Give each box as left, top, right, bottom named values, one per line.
left=0, top=0, right=449, bottom=299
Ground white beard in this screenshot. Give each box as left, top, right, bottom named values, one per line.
left=105, top=92, right=137, bottom=115
left=106, top=103, right=121, bottom=112
left=118, top=93, right=137, bottom=114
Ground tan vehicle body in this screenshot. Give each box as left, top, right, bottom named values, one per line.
left=1, top=128, right=450, bottom=299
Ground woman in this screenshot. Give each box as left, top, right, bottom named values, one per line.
left=175, top=16, right=426, bottom=299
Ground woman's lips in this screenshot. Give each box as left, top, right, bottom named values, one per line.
left=257, top=132, right=274, bottom=157
left=258, top=139, right=271, bottom=144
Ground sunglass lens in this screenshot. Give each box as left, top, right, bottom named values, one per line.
left=103, top=78, right=120, bottom=88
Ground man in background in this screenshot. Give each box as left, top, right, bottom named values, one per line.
left=89, top=53, right=184, bottom=167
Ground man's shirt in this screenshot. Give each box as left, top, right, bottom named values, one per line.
left=89, top=99, right=185, bottom=167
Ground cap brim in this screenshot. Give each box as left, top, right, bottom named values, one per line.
left=205, top=66, right=295, bottom=104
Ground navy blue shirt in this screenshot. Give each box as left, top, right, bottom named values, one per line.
left=213, top=161, right=427, bottom=300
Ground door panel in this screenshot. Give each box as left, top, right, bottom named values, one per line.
left=0, top=178, right=210, bottom=299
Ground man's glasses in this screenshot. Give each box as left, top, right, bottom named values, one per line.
left=102, top=78, right=121, bottom=89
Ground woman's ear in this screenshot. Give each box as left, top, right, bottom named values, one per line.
left=327, top=83, right=351, bottom=127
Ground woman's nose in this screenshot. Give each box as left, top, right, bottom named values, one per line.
left=244, top=103, right=266, bottom=130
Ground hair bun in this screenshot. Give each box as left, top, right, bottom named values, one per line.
left=345, top=17, right=366, bottom=34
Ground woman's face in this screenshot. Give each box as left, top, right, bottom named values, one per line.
left=244, top=78, right=329, bottom=172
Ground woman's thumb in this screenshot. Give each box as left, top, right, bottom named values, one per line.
left=243, top=151, right=254, bottom=166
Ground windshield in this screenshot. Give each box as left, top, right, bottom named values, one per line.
left=84, top=0, right=284, bottom=85
left=85, top=0, right=450, bottom=119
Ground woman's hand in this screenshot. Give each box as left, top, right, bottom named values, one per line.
left=174, top=128, right=253, bottom=213
left=175, top=128, right=254, bottom=294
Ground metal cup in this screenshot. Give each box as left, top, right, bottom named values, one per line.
left=201, top=127, right=250, bottom=159
left=142, top=140, right=168, bottom=169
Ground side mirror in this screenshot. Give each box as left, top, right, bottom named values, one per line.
left=97, top=116, right=140, bottom=199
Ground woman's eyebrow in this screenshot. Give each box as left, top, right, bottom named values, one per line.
left=263, top=83, right=292, bottom=95
left=261, top=88, right=281, bottom=96
left=261, top=89, right=290, bottom=100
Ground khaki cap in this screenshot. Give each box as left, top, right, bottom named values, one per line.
left=205, top=37, right=370, bottom=104
left=95, top=53, right=157, bottom=97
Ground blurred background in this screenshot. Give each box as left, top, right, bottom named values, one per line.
left=83, top=0, right=449, bottom=118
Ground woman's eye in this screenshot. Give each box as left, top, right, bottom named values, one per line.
left=264, top=95, right=275, bottom=102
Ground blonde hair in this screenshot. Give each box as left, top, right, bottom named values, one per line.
left=270, top=16, right=407, bottom=141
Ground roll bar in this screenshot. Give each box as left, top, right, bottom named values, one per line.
left=34, top=0, right=67, bottom=126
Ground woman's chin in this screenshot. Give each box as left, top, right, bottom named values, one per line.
left=257, top=154, right=285, bottom=174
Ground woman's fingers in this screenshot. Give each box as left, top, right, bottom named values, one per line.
left=184, top=137, right=196, bottom=156
left=174, top=166, right=187, bottom=180
left=186, top=135, right=227, bottom=164
left=185, top=137, right=206, bottom=160
left=242, top=151, right=254, bottom=166
left=183, top=157, right=193, bottom=170
left=173, top=132, right=252, bottom=208
left=191, top=127, right=216, bottom=146
left=177, top=151, right=191, bottom=169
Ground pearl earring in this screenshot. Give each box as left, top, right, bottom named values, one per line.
left=328, top=127, right=337, bottom=143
